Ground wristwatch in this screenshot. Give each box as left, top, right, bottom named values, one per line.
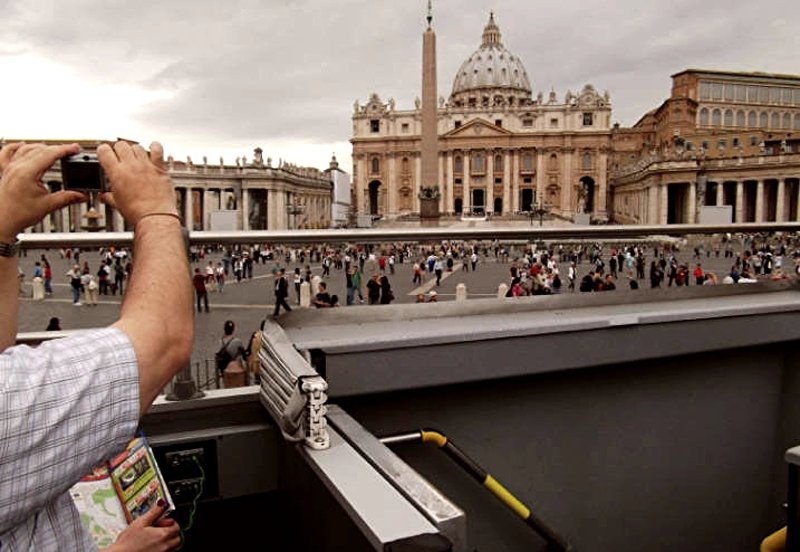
left=0, top=239, right=19, bottom=258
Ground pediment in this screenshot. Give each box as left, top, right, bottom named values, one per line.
left=443, top=118, right=513, bottom=138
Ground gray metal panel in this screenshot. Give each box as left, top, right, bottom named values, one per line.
left=327, top=405, right=467, bottom=552
left=296, top=427, right=446, bottom=550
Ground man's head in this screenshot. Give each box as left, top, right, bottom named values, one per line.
left=224, top=320, right=235, bottom=336
left=318, top=282, right=327, bottom=291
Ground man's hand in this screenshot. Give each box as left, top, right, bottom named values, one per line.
left=103, top=503, right=181, bottom=552
left=97, top=141, right=178, bottom=226
left=0, top=143, right=86, bottom=242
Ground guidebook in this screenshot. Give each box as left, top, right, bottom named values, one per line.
left=70, top=434, right=174, bottom=548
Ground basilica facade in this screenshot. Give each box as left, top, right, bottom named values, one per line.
left=351, top=13, right=613, bottom=222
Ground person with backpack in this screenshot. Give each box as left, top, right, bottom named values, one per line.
left=215, top=320, right=246, bottom=386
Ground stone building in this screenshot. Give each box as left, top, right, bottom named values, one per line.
left=351, top=13, right=613, bottom=222
left=8, top=140, right=333, bottom=233
left=611, top=70, right=800, bottom=224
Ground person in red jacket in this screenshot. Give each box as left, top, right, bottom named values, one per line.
left=693, top=263, right=705, bottom=285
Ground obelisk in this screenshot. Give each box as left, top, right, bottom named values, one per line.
left=419, top=0, right=440, bottom=226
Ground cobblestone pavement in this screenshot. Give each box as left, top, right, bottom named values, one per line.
left=15, top=238, right=780, bottom=368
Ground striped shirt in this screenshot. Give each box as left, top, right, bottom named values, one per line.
left=0, top=328, right=139, bottom=551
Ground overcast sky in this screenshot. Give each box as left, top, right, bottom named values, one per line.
left=2, top=0, right=798, bottom=171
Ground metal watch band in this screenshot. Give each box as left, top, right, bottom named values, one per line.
left=0, top=240, right=19, bottom=258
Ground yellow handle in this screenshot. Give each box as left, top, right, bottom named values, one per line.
left=761, top=526, right=786, bottom=552
left=484, top=475, right=531, bottom=520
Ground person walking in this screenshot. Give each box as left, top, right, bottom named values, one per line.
left=293, top=267, right=302, bottom=304
left=366, top=273, right=381, bottom=305
left=380, top=274, right=394, bottom=305
left=66, top=264, right=82, bottom=306
left=193, top=267, right=209, bottom=313
left=272, top=268, right=292, bottom=317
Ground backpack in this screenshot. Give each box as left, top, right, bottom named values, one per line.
left=215, top=337, right=234, bottom=373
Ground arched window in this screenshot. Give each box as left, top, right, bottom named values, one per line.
left=795, top=113, right=800, bottom=130
left=771, top=112, right=780, bottom=128
left=582, top=152, right=592, bottom=170
left=371, top=157, right=380, bottom=174
left=748, top=111, right=757, bottom=127
left=783, top=113, right=792, bottom=129
left=454, top=155, right=463, bottom=173
left=549, top=153, right=558, bottom=171
left=472, top=153, right=484, bottom=173
left=699, top=108, right=709, bottom=126
left=494, top=154, right=503, bottom=173
left=402, top=157, right=410, bottom=174
left=711, top=109, right=722, bottom=126
left=724, top=109, right=733, bottom=127
left=760, top=112, right=769, bottom=128
left=736, top=110, right=745, bottom=127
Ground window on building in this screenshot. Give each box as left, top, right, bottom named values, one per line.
left=686, top=142, right=694, bottom=151
left=522, top=153, right=534, bottom=171
left=736, top=110, right=745, bottom=127
left=699, top=108, right=709, bottom=126
left=523, top=177, right=532, bottom=184
left=370, top=119, right=380, bottom=133
left=494, top=154, right=503, bottom=172
left=454, top=120, right=462, bottom=129
left=750, top=136, right=758, bottom=146
left=795, top=113, right=800, bottom=130
left=702, top=141, right=709, bottom=150
left=711, top=109, right=721, bottom=126
left=582, top=152, right=592, bottom=170
left=735, top=85, right=747, bottom=101
left=724, top=84, right=734, bottom=101
left=454, top=155, right=463, bottom=173
left=699, top=82, right=711, bottom=100
left=401, top=123, right=409, bottom=133
left=795, top=89, right=800, bottom=106
left=522, top=118, right=533, bottom=127
left=758, top=87, right=769, bottom=103
left=724, top=109, right=733, bottom=127
left=718, top=139, right=726, bottom=149
left=402, top=157, right=410, bottom=174
left=468, top=98, right=477, bottom=108
left=770, top=87, right=781, bottom=104
left=472, top=153, right=484, bottom=173
left=549, top=154, right=558, bottom=170
left=455, top=178, right=462, bottom=185
left=748, top=111, right=757, bottom=127
left=550, top=118, right=559, bottom=129
left=783, top=113, right=792, bottom=129
left=583, top=113, right=594, bottom=126
left=711, top=83, right=723, bottom=100
left=783, top=88, right=793, bottom=104
left=732, top=137, right=740, bottom=148
left=771, top=112, right=780, bottom=128
left=759, top=112, right=768, bottom=127
left=495, top=119, right=503, bottom=128
left=495, top=177, right=502, bottom=184
left=371, top=157, right=380, bottom=173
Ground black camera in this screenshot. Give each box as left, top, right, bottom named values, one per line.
left=61, top=153, right=107, bottom=192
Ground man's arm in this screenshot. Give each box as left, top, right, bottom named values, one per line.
left=98, top=141, right=193, bottom=415
left=0, top=142, right=85, bottom=351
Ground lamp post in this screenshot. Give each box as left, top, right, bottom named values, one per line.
left=530, top=199, right=551, bottom=227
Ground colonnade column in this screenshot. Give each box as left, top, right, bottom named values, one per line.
left=185, top=188, right=194, bottom=230
left=203, top=189, right=212, bottom=231
left=503, top=150, right=511, bottom=215
left=754, top=180, right=764, bottom=222
left=242, top=189, right=250, bottom=230
left=776, top=178, right=786, bottom=222
left=414, top=154, right=422, bottom=213
left=356, top=155, right=366, bottom=215
left=388, top=154, right=397, bottom=216
left=486, top=150, right=494, bottom=215
left=438, top=153, right=445, bottom=213
left=597, top=150, right=609, bottom=217
left=267, top=190, right=278, bottom=230
left=735, top=181, right=744, bottom=223
left=562, top=150, right=573, bottom=216
left=687, top=181, right=697, bottom=224
left=511, top=150, right=519, bottom=213
left=660, top=184, right=669, bottom=225
left=648, top=185, right=659, bottom=225
left=716, top=182, right=724, bottom=206
left=463, top=151, right=471, bottom=213
left=535, top=150, right=546, bottom=204
left=446, top=152, right=454, bottom=214
left=113, top=209, right=124, bottom=232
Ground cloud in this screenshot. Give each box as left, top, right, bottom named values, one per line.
left=1, top=0, right=799, bottom=169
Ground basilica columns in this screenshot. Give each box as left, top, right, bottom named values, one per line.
left=438, top=153, right=446, bottom=213
left=535, top=151, right=546, bottom=204
left=776, top=178, right=786, bottom=222
left=735, top=182, right=744, bottom=223
left=463, top=153, right=471, bottom=213
left=446, top=152, right=454, bottom=214
left=503, top=150, right=512, bottom=215
left=755, top=180, right=764, bottom=223
left=511, top=150, right=519, bottom=212
left=486, top=151, right=495, bottom=214
left=388, top=155, right=398, bottom=215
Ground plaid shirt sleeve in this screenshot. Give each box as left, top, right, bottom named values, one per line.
left=0, top=327, right=140, bottom=538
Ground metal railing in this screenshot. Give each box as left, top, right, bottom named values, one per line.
left=16, top=222, right=800, bottom=249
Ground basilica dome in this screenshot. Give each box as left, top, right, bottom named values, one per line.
left=450, top=13, right=532, bottom=107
